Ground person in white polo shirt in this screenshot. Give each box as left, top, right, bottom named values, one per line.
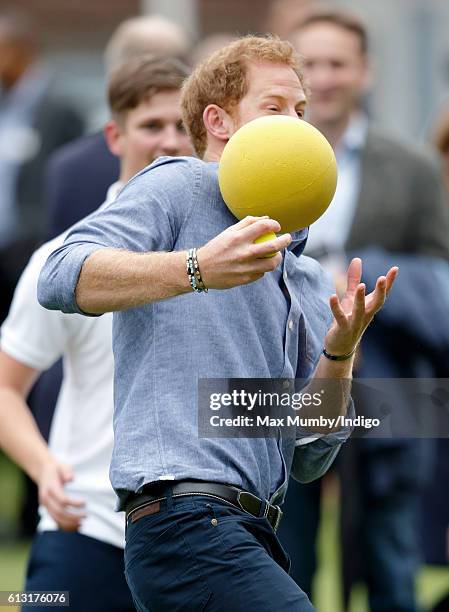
left=0, top=55, right=192, bottom=611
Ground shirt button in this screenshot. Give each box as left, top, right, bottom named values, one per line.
left=283, top=379, right=291, bottom=390
left=288, top=320, right=294, bottom=331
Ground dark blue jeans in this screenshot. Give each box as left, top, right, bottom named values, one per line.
left=24, top=531, right=135, bottom=611
left=124, top=494, right=315, bottom=611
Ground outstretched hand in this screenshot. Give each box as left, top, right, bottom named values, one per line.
left=324, top=258, right=398, bottom=357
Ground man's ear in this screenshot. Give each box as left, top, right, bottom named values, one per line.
left=203, top=104, right=234, bottom=143
left=104, top=120, right=123, bottom=157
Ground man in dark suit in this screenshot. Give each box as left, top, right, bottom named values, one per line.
left=283, top=9, right=449, bottom=612
left=45, top=133, right=119, bottom=239
left=0, top=11, right=84, bottom=324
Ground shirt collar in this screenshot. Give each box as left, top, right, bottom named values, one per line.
left=291, top=115, right=367, bottom=256
left=105, top=181, right=123, bottom=205
left=340, top=112, right=368, bottom=153
left=288, top=227, right=309, bottom=256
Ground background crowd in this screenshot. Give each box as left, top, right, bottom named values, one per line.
left=1, top=1, right=449, bottom=611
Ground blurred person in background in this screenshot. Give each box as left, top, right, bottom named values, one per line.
left=190, top=33, right=237, bottom=67
left=46, top=14, right=192, bottom=239
left=432, top=106, right=449, bottom=193
left=264, top=0, right=316, bottom=39
left=283, top=8, right=449, bottom=612
left=417, top=107, right=449, bottom=612
left=0, top=8, right=84, bottom=539
left=0, top=9, right=83, bottom=324
left=17, top=12, right=193, bottom=541
left=0, top=55, right=192, bottom=612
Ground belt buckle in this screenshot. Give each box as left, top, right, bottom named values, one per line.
left=237, top=490, right=282, bottom=531
left=272, top=505, right=283, bottom=532
left=236, top=490, right=262, bottom=517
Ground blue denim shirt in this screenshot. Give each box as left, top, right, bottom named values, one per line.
left=38, top=156, right=353, bottom=509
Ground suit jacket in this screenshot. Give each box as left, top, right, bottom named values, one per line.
left=346, top=127, right=449, bottom=260
left=45, top=131, right=120, bottom=239
left=344, top=128, right=449, bottom=376
left=17, top=91, right=84, bottom=241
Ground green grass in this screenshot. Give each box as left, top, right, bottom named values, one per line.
left=0, top=542, right=30, bottom=612
left=0, top=453, right=24, bottom=538
left=0, top=541, right=30, bottom=589
left=0, top=454, right=30, bottom=612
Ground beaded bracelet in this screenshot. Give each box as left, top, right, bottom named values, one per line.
left=186, top=248, right=208, bottom=293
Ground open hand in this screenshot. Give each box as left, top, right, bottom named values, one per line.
left=324, top=257, right=398, bottom=356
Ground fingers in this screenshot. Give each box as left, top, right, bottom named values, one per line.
left=365, top=275, right=387, bottom=314
left=346, top=258, right=362, bottom=295
left=385, top=266, right=399, bottom=293
left=362, top=266, right=398, bottom=314
left=50, top=486, right=86, bottom=509
left=333, top=283, right=366, bottom=327
left=229, top=215, right=270, bottom=231
left=47, top=503, right=85, bottom=530
left=59, top=464, right=74, bottom=484
left=40, top=478, right=86, bottom=530
left=329, top=294, right=348, bottom=328
left=44, top=490, right=86, bottom=530
left=351, top=283, right=366, bottom=328
left=250, top=252, right=283, bottom=273
left=252, top=233, right=292, bottom=258
left=328, top=264, right=398, bottom=353
left=237, top=218, right=282, bottom=243
left=200, top=216, right=290, bottom=290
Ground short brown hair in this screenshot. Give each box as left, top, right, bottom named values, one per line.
left=108, top=55, right=190, bottom=121
left=181, top=35, right=306, bottom=158
left=294, top=8, right=368, bottom=55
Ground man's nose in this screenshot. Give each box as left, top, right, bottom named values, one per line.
left=160, top=125, right=183, bottom=154
left=305, top=64, right=335, bottom=90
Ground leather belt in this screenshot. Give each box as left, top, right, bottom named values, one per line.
left=125, top=480, right=283, bottom=532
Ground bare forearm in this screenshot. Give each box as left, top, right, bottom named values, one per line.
left=297, top=355, right=354, bottom=433
left=73, top=218, right=292, bottom=314
left=75, top=249, right=191, bottom=314
left=0, top=389, right=54, bottom=483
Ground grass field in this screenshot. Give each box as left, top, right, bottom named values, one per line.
left=1, top=455, right=448, bottom=611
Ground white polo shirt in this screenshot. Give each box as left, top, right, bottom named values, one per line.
left=0, top=183, right=124, bottom=549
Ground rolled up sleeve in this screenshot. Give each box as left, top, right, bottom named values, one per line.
left=37, top=241, right=106, bottom=314
left=37, top=156, right=198, bottom=315
left=291, top=396, right=355, bottom=483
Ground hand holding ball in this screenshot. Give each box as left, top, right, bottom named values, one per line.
left=218, top=116, right=338, bottom=239
left=253, top=231, right=278, bottom=258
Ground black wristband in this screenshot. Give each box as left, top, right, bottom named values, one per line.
left=322, top=346, right=356, bottom=361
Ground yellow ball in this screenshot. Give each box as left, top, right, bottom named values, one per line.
left=218, top=115, right=338, bottom=233
left=254, top=231, right=277, bottom=258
